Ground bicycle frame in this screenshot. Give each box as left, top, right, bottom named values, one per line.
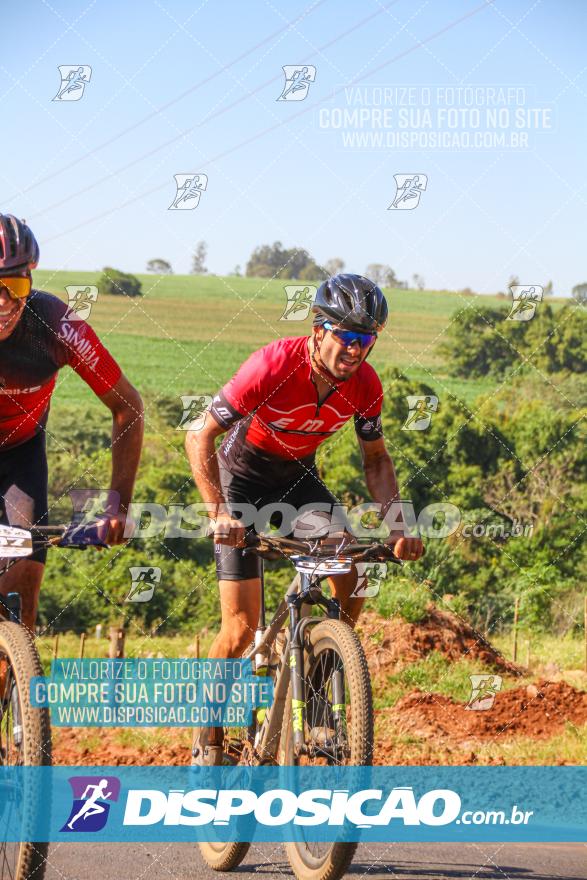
left=243, top=564, right=344, bottom=763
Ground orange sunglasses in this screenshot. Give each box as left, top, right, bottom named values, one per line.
left=0, top=276, right=32, bottom=299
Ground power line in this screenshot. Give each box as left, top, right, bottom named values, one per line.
left=31, top=0, right=404, bottom=220
left=4, top=0, right=329, bottom=201
left=43, top=1, right=493, bottom=243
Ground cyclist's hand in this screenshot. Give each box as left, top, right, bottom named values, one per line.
left=388, top=535, right=424, bottom=561
left=213, top=514, right=246, bottom=547
left=101, top=514, right=132, bottom=545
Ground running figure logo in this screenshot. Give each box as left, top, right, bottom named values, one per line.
left=61, top=776, right=120, bottom=832
left=177, top=394, right=213, bottom=430
left=280, top=285, right=317, bottom=320
left=466, top=674, right=503, bottom=711
left=277, top=65, right=316, bottom=101
left=507, top=285, right=543, bottom=321
left=53, top=66, right=92, bottom=102
left=64, top=285, right=98, bottom=322
left=388, top=174, right=428, bottom=210
left=126, top=566, right=161, bottom=603
left=351, top=562, right=388, bottom=598
left=168, top=174, right=208, bottom=210
left=68, top=489, right=120, bottom=526
left=402, top=395, right=438, bottom=431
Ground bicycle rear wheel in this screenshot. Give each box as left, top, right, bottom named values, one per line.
left=0, top=621, right=52, bottom=880
left=281, top=618, right=373, bottom=880
left=197, top=641, right=265, bottom=872
left=196, top=723, right=253, bottom=871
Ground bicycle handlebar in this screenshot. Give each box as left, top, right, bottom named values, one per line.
left=242, top=531, right=403, bottom=564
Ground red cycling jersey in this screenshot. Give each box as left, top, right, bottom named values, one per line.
left=210, top=336, right=384, bottom=468
left=0, top=290, right=121, bottom=450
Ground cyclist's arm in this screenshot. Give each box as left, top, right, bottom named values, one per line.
left=358, top=435, right=401, bottom=516
left=185, top=347, right=270, bottom=545
left=99, top=375, right=144, bottom=543
left=185, top=413, right=226, bottom=511
left=184, top=411, right=245, bottom=545
left=358, top=435, right=423, bottom=561
left=57, top=314, right=143, bottom=543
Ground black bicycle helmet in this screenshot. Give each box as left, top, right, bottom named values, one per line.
left=313, top=273, right=388, bottom=333
left=0, top=214, right=39, bottom=275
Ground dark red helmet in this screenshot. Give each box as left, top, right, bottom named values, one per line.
left=0, top=214, right=39, bottom=275
left=313, top=273, right=388, bottom=333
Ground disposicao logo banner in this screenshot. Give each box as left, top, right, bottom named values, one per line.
left=0, top=766, right=585, bottom=843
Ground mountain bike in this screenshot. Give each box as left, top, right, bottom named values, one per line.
left=0, top=521, right=108, bottom=880
left=199, top=532, right=401, bottom=880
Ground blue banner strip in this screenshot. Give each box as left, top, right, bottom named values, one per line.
left=0, top=766, right=585, bottom=843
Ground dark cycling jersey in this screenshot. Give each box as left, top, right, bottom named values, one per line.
left=0, top=290, right=121, bottom=449
left=210, top=336, right=384, bottom=480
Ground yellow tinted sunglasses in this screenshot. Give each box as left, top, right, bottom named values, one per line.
left=0, top=276, right=32, bottom=299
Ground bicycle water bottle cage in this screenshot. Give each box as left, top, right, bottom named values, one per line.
left=291, top=556, right=353, bottom=576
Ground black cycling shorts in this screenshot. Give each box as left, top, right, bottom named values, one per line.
left=0, top=431, right=49, bottom=564
left=215, top=444, right=339, bottom=582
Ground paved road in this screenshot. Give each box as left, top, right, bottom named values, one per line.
left=44, top=842, right=586, bottom=879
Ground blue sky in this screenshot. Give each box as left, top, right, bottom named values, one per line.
left=2, top=0, right=586, bottom=293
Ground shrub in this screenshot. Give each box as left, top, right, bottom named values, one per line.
left=98, top=266, right=142, bottom=297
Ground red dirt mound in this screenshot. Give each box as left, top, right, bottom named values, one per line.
left=357, top=608, right=521, bottom=676
left=54, top=729, right=189, bottom=766
left=390, top=678, right=587, bottom=742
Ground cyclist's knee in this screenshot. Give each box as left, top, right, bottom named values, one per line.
left=218, top=616, right=256, bottom=655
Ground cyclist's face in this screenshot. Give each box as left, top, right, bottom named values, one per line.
left=315, top=326, right=374, bottom=379
left=0, top=277, right=28, bottom=340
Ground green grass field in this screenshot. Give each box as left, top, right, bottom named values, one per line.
left=33, top=269, right=525, bottom=408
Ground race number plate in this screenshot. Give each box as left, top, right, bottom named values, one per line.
left=292, top=555, right=353, bottom=576
left=0, top=525, right=33, bottom=557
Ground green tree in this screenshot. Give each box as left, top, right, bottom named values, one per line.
left=324, top=257, right=345, bottom=276
left=146, top=258, right=173, bottom=274
left=98, top=267, right=142, bottom=297
left=191, top=241, right=208, bottom=274
left=437, top=305, right=516, bottom=377
left=246, top=242, right=324, bottom=280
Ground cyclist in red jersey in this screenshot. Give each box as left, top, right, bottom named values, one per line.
left=0, top=215, right=144, bottom=631
left=186, top=273, right=424, bottom=764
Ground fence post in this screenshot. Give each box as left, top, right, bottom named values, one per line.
left=79, top=632, right=86, bottom=659
left=584, top=595, right=587, bottom=674
left=53, top=634, right=59, bottom=660
left=195, top=634, right=200, bottom=658
left=108, top=626, right=125, bottom=659
left=512, top=597, right=519, bottom=662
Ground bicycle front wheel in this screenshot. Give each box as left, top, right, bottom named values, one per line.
left=281, top=618, right=373, bottom=880
left=0, top=621, right=52, bottom=880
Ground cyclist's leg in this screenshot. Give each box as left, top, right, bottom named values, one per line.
left=210, top=578, right=262, bottom=660
left=0, top=431, right=48, bottom=633
left=200, top=576, right=262, bottom=750
left=0, top=561, right=44, bottom=632
left=326, top=570, right=362, bottom=628
left=193, top=465, right=264, bottom=761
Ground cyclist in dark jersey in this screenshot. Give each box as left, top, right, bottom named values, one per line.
left=0, top=214, right=144, bottom=632
left=185, top=273, right=423, bottom=764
